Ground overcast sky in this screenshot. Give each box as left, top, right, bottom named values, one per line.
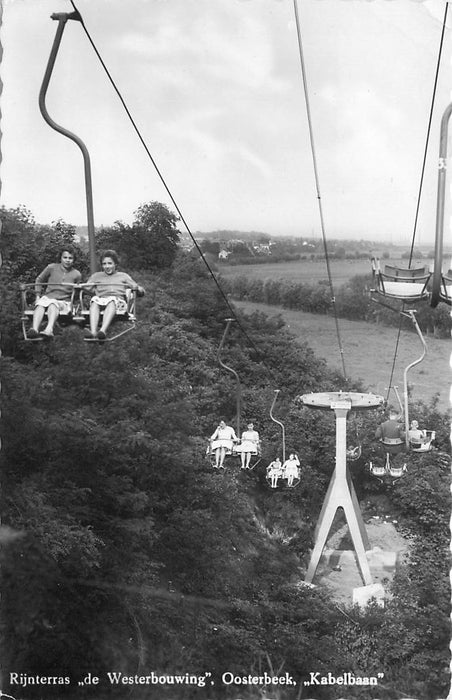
left=1, top=0, right=451, bottom=241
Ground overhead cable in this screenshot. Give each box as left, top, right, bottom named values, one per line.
left=68, top=0, right=265, bottom=360
left=386, top=2, right=449, bottom=400
left=292, top=0, right=347, bottom=381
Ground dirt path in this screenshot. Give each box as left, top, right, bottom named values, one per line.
left=313, top=517, right=409, bottom=606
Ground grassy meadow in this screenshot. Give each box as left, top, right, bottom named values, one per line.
left=219, top=257, right=430, bottom=285
left=234, top=299, right=451, bottom=415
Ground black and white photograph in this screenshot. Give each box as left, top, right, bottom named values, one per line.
left=1, top=1, right=451, bottom=698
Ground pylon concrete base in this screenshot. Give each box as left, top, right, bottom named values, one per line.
left=314, top=546, right=400, bottom=605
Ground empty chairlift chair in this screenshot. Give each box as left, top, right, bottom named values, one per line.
left=439, top=270, right=452, bottom=305
left=371, top=259, right=431, bottom=303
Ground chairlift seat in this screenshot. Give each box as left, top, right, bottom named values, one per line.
left=20, top=283, right=77, bottom=341
left=370, top=463, right=387, bottom=477
left=389, top=464, right=407, bottom=478
left=440, top=271, right=452, bottom=305
left=266, top=465, right=300, bottom=489
left=372, top=259, right=430, bottom=301
left=283, top=466, right=301, bottom=488
left=79, top=285, right=137, bottom=341
left=410, top=430, right=435, bottom=452
left=347, top=445, right=362, bottom=461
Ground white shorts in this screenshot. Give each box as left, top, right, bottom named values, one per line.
left=235, top=441, right=258, bottom=454
left=35, top=296, right=71, bottom=314
left=210, top=439, right=234, bottom=450
left=90, top=296, right=127, bottom=313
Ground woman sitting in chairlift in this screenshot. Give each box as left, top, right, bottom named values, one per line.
left=84, top=250, right=145, bottom=340
left=238, top=422, right=260, bottom=469
left=266, top=457, right=283, bottom=489
left=282, top=453, right=300, bottom=487
left=407, top=420, right=427, bottom=447
left=210, top=420, right=238, bottom=469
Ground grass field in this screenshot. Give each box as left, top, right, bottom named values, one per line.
left=219, top=257, right=429, bottom=286
left=234, top=299, right=451, bottom=415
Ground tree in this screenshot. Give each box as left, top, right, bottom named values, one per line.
left=97, top=201, right=180, bottom=270
left=200, top=240, right=220, bottom=257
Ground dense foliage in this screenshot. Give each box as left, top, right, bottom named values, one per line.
left=222, top=273, right=452, bottom=338
left=97, top=202, right=180, bottom=270
left=0, top=206, right=450, bottom=699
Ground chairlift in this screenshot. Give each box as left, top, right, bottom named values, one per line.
left=371, top=258, right=430, bottom=303
left=266, top=390, right=301, bottom=489
left=387, top=455, right=407, bottom=480
left=206, top=319, right=262, bottom=470
left=408, top=428, right=436, bottom=453
left=371, top=278, right=428, bottom=446
left=369, top=454, right=407, bottom=482
left=437, top=270, right=452, bottom=306
left=31, top=11, right=142, bottom=343
left=207, top=420, right=239, bottom=469
left=79, top=285, right=138, bottom=343
left=20, top=282, right=80, bottom=341
left=369, top=461, right=387, bottom=480
left=431, top=102, right=452, bottom=307
left=346, top=415, right=363, bottom=462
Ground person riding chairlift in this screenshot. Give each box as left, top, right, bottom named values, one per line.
left=209, top=420, right=238, bottom=469
left=266, top=457, right=282, bottom=488
left=374, top=408, right=407, bottom=476
left=238, top=422, right=260, bottom=469
left=375, top=409, right=405, bottom=454
left=282, top=453, right=300, bottom=487
left=84, top=250, right=145, bottom=340
left=407, top=420, right=427, bottom=448
left=27, top=248, right=81, bottom=339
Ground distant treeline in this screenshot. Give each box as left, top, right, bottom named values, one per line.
left=221, top=273, right=452, bottom=337
left=217, top=251, right=371, bottom=266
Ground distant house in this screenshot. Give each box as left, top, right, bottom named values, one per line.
left=218, top=249, right=231, bottom=259
left=253, top=243, right=272, bottom=255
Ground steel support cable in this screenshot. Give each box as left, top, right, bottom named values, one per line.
left=68, top=0, right=265, bottom=362
left=385, top=3, right=449, bottom=401
left=293, top=0, right=347, bottom=381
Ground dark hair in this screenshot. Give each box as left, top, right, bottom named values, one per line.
left=100, top=249, right=119, bottom=265
left=59, top=247, right=75, bottom=260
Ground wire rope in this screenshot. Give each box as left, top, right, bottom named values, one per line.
left=385, top=3, right=449, bottom=401
left=68, top=0, right=265, bottom=361
left=292, top=0, right=347, bottom=381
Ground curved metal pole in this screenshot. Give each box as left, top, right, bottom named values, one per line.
left=401, top=310, right=427, bottom=447
left=392, top=386, right=404, bottom=420
left=269, top=389, right=286, bottom=462
left=431, top=102, right=452, bottom=307
left=39, top=11, right=97, bottom=273
left=218, top=319, right=241, bottom=437
left=384, top=385, right=403, bottom=420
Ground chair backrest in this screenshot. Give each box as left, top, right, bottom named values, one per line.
left=371, top=464, right=386, bottom=476
left=389, top=465, right=406, bottom=477
left=383, top=265, right=428, bottom=280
